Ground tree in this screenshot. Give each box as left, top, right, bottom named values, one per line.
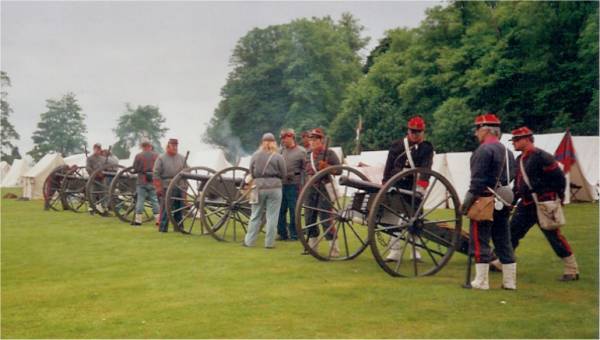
left=28, top=93, right=87, bottom=162
left=112, top=104, right=168, bottom=159
left=204, top=14, right=367, bottom=158
left=331, top=1, right=598, bottom=154
left=430, top=98, right=478, bottom=153
left=1, top=71, right=21, bottom=164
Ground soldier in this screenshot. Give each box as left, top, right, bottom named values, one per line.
left=303, top=128, right=341, bottom=256
left=277, top=128, right=306, bottom=241
left=382, top=116, right=434, bottom=262
left=153, top=138, right=187, bottom=233
left=86, top=143, right=110, bottom=215
left=461, top=113, right=517, bottom=290
left=86, top=143, right=104, bottom=177
left=506, top=126, right=579, bottom=281
left=131, top=138, right=160, bottom=226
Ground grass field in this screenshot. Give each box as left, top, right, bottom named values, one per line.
left=1, top=188, right=598, bottom=338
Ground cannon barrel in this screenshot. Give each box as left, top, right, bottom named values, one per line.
left=181, top=172, right=212, bottom=182
left=338, top=175, right=417, bottom=197
left=339, top=176, right=381, bottom=193
left=180, top=172, right=244, bottom=186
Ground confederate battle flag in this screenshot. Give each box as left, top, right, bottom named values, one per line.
left=555, top=130, right=576, bottom=174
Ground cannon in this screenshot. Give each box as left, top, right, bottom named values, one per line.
left=86, top=163, right=124, bottom=216
left=295, top=165, right=467, bottom=277
left=108, top=166, right=157, bottom=224
left=43, top=165, right=71, bottom=211
left=163, top=165, right=254, bottom=240
left=198, top=166, right=252, bottom=242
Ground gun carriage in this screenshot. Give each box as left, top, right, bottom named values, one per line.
left=161, top=166, right=251, bottom=240
left=296, top=165, right=469, bottom=277
left=86, top=163, right=124, bottom=216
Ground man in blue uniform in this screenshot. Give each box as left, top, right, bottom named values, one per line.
left=382, top=116, right=434, bottom=262
left=508, top=126, right=580, bottom=281
left=461, top=113, right=517, bottom=290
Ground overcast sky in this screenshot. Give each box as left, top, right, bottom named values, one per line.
left=1, top=1, right=439, bottom=159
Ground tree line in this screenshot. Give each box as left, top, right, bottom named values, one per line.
left=205, top=1, right=598, bottom=156
left=0, top=71, right=168, bottom=163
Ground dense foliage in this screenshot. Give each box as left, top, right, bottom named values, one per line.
left=205, top=2, right=598, bottom=156
left=204, top=13, right=368, bottom=157
left=112, top=104, right=168, bottom=159
left=28, top=93, right=87, bottom=161
left=332, top=1, right=599, bottom=153
left=1, top=71, right=21, bottom=164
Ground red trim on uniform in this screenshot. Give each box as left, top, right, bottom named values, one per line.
left=543, top=162, right=558, bottom=172
left=555, top=229, right=572, bottom=255
left=472, top=221, right=481, bottom=262
left=417, top=180, right=429, bottom=188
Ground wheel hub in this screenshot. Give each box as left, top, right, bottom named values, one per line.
left=407, top=218, right=424, bottom=235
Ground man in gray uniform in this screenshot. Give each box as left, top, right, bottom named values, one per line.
left=86, top=143, right=111, bottom=215
left=86, top=143, right=105, bottom=176
left=277, top=128, right=306, bottom=241
left=132, top=138, right=160, bottom=226
left=153, top=138, right=187, bottom=233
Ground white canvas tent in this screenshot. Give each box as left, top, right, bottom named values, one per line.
left=1, top=159, right=30, bottom=187
left=500, top=132, right=598, bottom=202
left=0, top=161, right=10, bottom=181
left=22, top=153, right=65, bottom=199
left=64, top=153, right=87, bottom=167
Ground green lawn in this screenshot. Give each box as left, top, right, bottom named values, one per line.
left=1, top=188, right=598, bottom=338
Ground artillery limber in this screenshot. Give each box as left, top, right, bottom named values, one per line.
left=295, top=165, right=469, bottom=277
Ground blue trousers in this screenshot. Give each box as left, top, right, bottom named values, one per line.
left=470, top=207, right=515, bottom=264
left=135, top=183, right=160, bottom=215
left=510, top=203, right=573, bottom=258
left=277, top=184, right=299, bottom=240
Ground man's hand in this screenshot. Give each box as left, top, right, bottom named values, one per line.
left=318, top=160, right=329, bottom=171
left=460, top=192, right=476, bottom=215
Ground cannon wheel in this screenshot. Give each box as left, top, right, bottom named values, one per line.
left=199, top=166, right=251, bottom=242
left=60, top=166, right=89, bottom=213
left=108, top=166, right=156, bottom=224
left=295, top=165, right=371, bottom=261
left=165, top=166, right=216, bottom=235
left=86, top=164, right=124, bottom=216
left=367, top=168, right=462, bottom=277
left=43, top=165, right=70, bottom=211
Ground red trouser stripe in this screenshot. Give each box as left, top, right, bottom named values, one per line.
left=472, top=221, right=481, bottom=262
left=555, top=228, right=572, bottom=255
